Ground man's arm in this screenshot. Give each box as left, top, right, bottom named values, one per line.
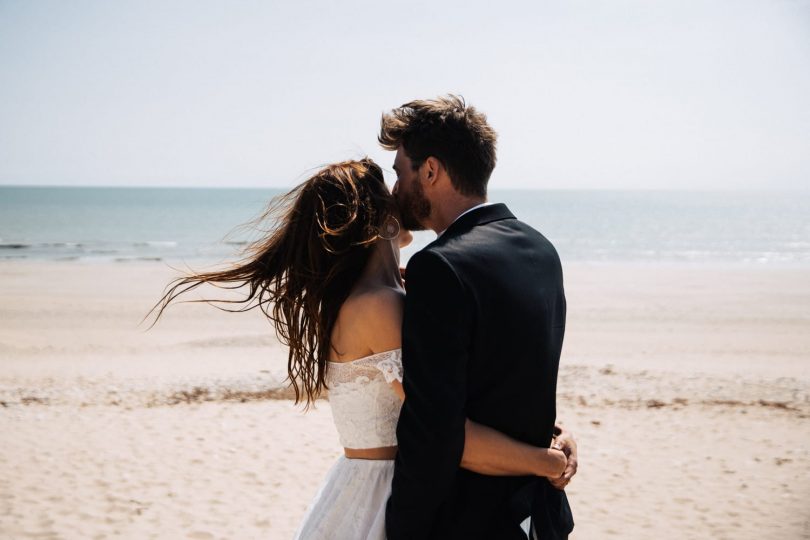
left=386, top=250, right=470, bottom=539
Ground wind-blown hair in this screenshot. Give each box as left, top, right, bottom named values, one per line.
left=378, top=94, right=497, bottom=197
left=149, top=158, right=395, bottom=405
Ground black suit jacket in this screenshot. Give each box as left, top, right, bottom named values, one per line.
left=385, top=204, right=567, bottom=539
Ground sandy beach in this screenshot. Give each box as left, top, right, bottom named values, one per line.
left=1, top=260, right=808, bottom=539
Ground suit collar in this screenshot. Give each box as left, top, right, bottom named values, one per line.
left=437, top=202, right=493, bottom=237
left=440, top=203, right=515, bottom=238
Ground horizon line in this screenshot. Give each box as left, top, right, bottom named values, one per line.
left=1, top=184, right=807, bottom=192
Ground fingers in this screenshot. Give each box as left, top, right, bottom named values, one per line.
left=561, top=459, right=578, bottom=482
left=555, top=438, right=573, bottom=458
left=548, top=458, right=576, bottom=491
left=548, top=475, right=569, bottom=490
left=552, top=478, right=570, bottom=490
left=549, top=428, right=578, bottom=490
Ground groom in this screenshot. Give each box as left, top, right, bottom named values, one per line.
left=381, top=95, right=575, bottom=539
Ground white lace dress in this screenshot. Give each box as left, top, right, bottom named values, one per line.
left=292, top=349, right=403, bottom=540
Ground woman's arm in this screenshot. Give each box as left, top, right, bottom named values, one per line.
left=375, top=303, right=567, bottom=480
left=462, top=420, right=567, bottom=477
left=390, top=380, right=567, bottom=478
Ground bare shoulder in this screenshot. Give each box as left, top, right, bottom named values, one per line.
left=341, top=286, right=404, bottom=330
left=337, top=286, right=404, bottom=353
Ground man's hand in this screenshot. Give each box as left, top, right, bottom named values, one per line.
left=548, top=423, right=578, bottom=490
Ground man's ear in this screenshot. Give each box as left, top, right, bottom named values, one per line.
left=423, top=156, right=442, bottom=186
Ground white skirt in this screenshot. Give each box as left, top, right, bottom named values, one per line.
left=293, top=456, right=394, bottom=540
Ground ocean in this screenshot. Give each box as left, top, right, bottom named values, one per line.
left=1, top=187, right=808, bottom=266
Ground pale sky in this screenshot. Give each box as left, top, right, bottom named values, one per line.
left=1, top=0, right=808, bottom=190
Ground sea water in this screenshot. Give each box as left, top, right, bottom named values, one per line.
left=1, top=187, right=808, bottom=266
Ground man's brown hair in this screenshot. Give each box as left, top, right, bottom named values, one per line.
left=378, top=94, right=497, bottom=198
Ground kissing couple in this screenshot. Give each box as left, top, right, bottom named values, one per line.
left=154, top=95, right=577, bottom=539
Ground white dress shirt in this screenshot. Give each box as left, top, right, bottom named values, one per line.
left=437, top=202, right=494, bottom=237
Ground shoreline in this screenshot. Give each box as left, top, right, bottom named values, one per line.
left=3, top=256, right=810, bottom=269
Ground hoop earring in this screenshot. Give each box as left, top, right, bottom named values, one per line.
left=378, top=216, right=401, bottom=241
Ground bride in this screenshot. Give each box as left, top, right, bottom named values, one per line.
left=152, top=158, right=576, bottom=539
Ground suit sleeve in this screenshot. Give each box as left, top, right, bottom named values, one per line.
left=386, top=250, right=472, bottom=539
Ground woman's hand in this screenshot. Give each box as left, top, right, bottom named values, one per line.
left=548, top=424, right=578, bottom=490
left=544, top=447, right=568, bottom=478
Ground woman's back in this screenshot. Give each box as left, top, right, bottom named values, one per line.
left=328, top=285, right=404, bottom=363
left=293, top=286, right=406, bottom=540
left=326, top=285, right=405, bottom=455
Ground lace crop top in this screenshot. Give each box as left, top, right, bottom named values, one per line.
left=325, top=349, right=403, bottom=449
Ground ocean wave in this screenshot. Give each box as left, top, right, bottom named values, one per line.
left=1, top=242, right=86, bottom=251
left=783, top=241, right=810, bottom=249
left=114, top=257, right=163, bottom=262
left=134, top=241, right=177, bottom=248
left=41, top=242, right=83, bottom=248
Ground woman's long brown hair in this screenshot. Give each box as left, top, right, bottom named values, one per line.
left=148, top=159, right=395, bottom=405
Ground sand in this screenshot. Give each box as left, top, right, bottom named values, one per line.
left=1, top=261, right=809, bottom=539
